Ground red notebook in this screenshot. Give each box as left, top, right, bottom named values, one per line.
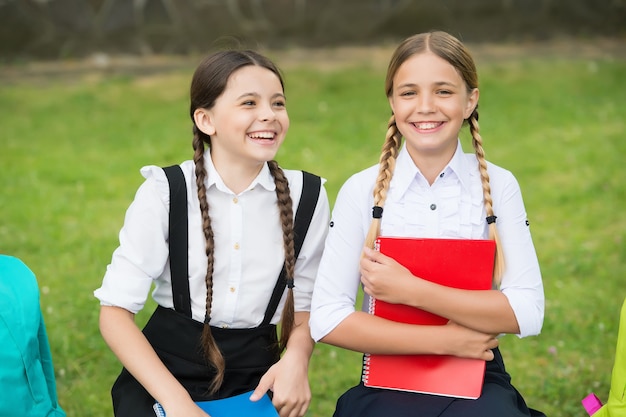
left=363, top=236, right=496, bottom=399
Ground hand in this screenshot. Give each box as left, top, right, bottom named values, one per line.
left=360, top=246, right=416, bottom=305
left=250, top=350, right=311, bottom=417
left=444, top=321, right=499, bottom=361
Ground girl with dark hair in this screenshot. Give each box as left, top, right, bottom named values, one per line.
left=95, top=50, right=329, bottom=417
left=310, top=31, right=546, bottom=416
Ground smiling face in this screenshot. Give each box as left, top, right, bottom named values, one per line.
left=194, top=64, right=289, bottom=171
left=388, top=51, right=478, bottom=165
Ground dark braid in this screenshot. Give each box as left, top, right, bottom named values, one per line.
left=187, top=49, right=287, bottom=393
left=267, top=160, right=296, bottom=351
left=192, top=126, right=225, bottom=394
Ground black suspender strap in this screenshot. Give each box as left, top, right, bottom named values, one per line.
left=261, top=171, right=321, bottom=325
left=164, top=166, right=321, bottom=324
left=162, top=165, right=192, bottom=318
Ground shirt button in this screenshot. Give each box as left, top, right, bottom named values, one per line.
left=234, top=243, right=240, bottom=250
left=233, top=197, right=238, bottom=204
left=439, top=172, right=445, bottom=178
left=229, top=286, right=236, bottom=293
left=430, top=204, right=437, bottom=210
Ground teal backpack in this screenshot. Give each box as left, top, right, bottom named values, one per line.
left=0, top=255, right=66, bottom=417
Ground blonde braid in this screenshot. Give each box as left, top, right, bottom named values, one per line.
left=468, top=111, right=505, bottom=286
left=364, top=114, right=403, bottom=250
left=192, top=128, right=225, bottom=394
left=267, top=160, right=296, bottom=351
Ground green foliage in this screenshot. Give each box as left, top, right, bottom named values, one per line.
left=0, top=53, right=625, bottom=417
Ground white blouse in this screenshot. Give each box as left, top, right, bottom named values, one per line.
left=310, top=141, right=544, bottom=340
left=95, top=151, right=330, bottom=328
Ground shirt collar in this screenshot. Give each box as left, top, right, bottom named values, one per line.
left=393, top=139, right=473, bottom=194
left=446, top=139, right=473, bottom=193
left=204, top=149, right=276, bottom=194
left=393, top=145, right=420, bottom=196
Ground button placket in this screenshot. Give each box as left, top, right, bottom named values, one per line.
left=225, top=193, right=243, bottom=324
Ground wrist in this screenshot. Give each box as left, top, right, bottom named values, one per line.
left=402, top=273, right=426, bottom=308
left=282, top=344, right=312, bottom=366
left=158, top=385, right=194, bottom=411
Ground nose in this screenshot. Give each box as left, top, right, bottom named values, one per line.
left=417, top=93, right=435, bottom=113
left=259, top=103, right=276, bottom=121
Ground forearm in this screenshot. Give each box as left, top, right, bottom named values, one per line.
left=284, top=312, right=315, bottom=362
left=99, top=306, right=192, bottom=410
left=321, top=311, right=460, bottom=355
left=405, top=279, right=520, bottom=334
left=321, top=310, right=498, bottom=361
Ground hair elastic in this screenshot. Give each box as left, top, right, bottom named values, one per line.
left=287, top=279, right=295, bottom=289
left=486, top=215, right=497, bottom=224
left=372, top=206, right=383, bottom=219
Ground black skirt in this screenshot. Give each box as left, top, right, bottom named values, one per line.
left=111, top=306, right=280, bottom=417
left=333, top=348, right=546, bottom=417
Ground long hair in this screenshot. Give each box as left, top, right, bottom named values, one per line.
left=189, top=50, right=296, bottom=393
left=365, top=31, right=505, bottom=285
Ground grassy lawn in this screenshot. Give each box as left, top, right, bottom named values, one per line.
left=1, top=42, right=625, bottom=417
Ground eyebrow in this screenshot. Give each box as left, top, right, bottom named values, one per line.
left=236, top=92, right=286, bottom=100
left=396, top=81, right=459, bottom=89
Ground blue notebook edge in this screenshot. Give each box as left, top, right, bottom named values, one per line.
left=153, top=390, right=278, bottom=416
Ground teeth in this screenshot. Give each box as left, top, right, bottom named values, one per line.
left=416, top=122, right=439, bottom=130
left=249, top=132, right=274, bottom=139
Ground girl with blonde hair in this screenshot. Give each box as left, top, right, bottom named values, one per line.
left=310, top=31, right=545, bottom=416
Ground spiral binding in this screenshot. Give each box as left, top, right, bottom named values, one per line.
left=153, top=402, right=166, bottom=417
left=361, top=291, right=378, bottom=384
left=362, top=352, right=372, bottom=384
left=362, top=240, right=382, bottom=385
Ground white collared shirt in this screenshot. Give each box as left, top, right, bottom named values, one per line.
left=310, top=140, right=544, bottom=339
left=95, top=150, right=330, bottom=328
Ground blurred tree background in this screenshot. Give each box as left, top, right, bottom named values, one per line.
left=1, top=0, right=624, bottom=62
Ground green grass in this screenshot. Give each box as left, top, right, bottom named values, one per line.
left=1, top=50, right=625, bottom=417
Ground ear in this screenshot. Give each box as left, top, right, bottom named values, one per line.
left=388, top=95, right=396, bottom=115
left=193, top=108, right=216, bottom=136
left=464, top=88, right=479, bottom=119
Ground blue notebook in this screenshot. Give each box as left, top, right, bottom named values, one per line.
left=153, top=390, right=278, bottom=417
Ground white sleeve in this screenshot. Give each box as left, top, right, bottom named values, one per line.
left=93, top=166, right=170, bottom=314
left=310, top=171, right=374, bottom=341
left=492, top=168, right=545, bottom=338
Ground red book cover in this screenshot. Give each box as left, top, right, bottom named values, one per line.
left=363, top=237, right=496, bottom=399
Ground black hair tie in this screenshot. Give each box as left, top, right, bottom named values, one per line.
left=372, top=206, right=383, bottom=219
left=486, top=215, right=497, bottom=224
left=287, top=278, right=295, bottom=289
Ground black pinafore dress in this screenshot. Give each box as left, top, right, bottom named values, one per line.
left=110, top=166, right=320, bottom=417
